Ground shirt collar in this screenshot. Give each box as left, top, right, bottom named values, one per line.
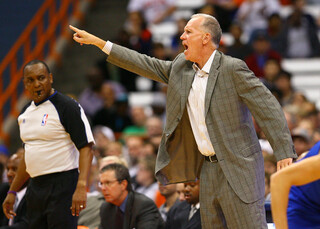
left=17, top=187, right=27, bottom=201
left=192, top=50, right=217, bottom=75
left=192, top=202, right=200, bottom=210
left=119, top=195, right=128, bottom=213
left=34, top=90, right=57, bottom=106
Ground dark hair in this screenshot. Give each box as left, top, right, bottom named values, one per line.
left=23, top=59, right=51, bottom=74
left=100, top=163, right=132, bottom=191
left=276, top=70, right=292, bottom=81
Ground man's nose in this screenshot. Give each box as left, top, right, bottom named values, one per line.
left=180, top=32, right=185, bottom=40
left=34, top=80, right=41, bottom=87
left=7, top=170, right=14, bottom=177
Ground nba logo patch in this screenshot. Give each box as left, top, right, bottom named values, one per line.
left=41, top=114, right=48, bottom=126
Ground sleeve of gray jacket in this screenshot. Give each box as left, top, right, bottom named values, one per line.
left=232, top=58, right=296, bottom=161
left=107, top=44, right=173, bottom=84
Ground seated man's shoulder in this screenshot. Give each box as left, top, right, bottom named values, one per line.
left=167, top=200, right=189, bottom=216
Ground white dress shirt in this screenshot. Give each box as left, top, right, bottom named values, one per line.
left=188, top=202, right=200, bottom=220
left=187, top=50, right=216, bottom=156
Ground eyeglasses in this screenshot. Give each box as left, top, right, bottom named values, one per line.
left=98, top=180, right=120, bottom=188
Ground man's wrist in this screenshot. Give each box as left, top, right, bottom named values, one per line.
left=77, top=180, right=87, bottom=187
left=7, top=191, right=17, bottom=196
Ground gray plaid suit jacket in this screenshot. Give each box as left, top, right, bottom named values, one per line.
left=107, top=44, right=296, bottom=204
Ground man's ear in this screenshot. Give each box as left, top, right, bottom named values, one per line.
left=202, top=33, right=211, bottom=45
left=49, top=73, right=53, bottom=84
left=121, top=179, right=128, bottom=191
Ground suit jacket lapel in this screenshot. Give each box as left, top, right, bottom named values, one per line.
left=181, top=62, right=195, bottom=112
left=204, top=51, right=221, bottom=116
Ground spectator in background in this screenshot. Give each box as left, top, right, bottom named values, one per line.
left=158, top=183, right=180, bottom=222
left=127, top=0, right=177, bottom=25
left=166, top=180, right=201, bottom=229
left=92, top=125, right=115, bottom=159
left=98, top=163, right=164, bottom=229
left=206, top=0, right=238, bottom=32
left=264, top=154, right=277, bottom=175
left=264, top=173, right=271, bottom=201
left=126, top=11, right=153, bottom=55
left=124, top=135, right=144, bottom=188
left=112, top=93, right=133, bottom=133
left=78, top=66, right=105, bottom=119
left=141, top=140, right=157, bottom=157
left=104, top=142, right=124, bottom=158
left=271, top=141, right=320, bottom=229
left=176, top=183, right=185, bottom=202
left=261, top=58, right=282, bottom=89
left=274, top=70, right=295, bottom=106
left=236, top=0, right=280, bottom=39
left=122, top=106, right=148, bottom=137
left=92, top=82, right=116, bottom=128
left=266, top=13, right=284, bottom=54
left=291, top=128, right=311, bottom=157
left=245, top=31, right=282, bottom=78
left=283, top=109, right=297, bottom=132
left=171, top=18, right=188, bottom=58
left=280, top=0, right=320, bottom=58
left=145, top=116, right=164, bottom=139
left=135, top=155, right=158, bottom=201
left=0, top=150, right=28, bottom=228
left=226, top=22, right=252, bottom=60
left=150, top=92, right=167, bottom=123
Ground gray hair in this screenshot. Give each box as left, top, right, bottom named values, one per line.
left=191, top=13, right=222, bottom=46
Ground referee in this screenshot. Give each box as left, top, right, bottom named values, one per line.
left=2, top=60, right=95, bottom=229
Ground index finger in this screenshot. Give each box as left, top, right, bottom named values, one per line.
left=69, top=25, right=80, bottom=33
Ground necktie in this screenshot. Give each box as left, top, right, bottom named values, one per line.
left=188, top=205, right=197, bottom=220
left=115, top=207, right=124, bottom=229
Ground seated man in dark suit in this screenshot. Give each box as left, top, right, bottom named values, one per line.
left=166, top=180, right=201, bottom=229
left=0, top=149, right=28, bottom=228
left=98, top=163, right=164, bottom=229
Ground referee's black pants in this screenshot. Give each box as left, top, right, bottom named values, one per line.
left=26, top=169, right=78, bottom=229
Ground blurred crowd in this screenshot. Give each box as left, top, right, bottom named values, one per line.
left=0, top=0, right=320, bottom=228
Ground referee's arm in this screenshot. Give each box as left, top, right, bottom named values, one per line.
left=71, top=142, right=93, bottom=216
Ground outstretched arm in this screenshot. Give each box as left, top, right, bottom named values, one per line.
left=69, top=25, right=106, bottom=50
left=271, top=154, right=320, bottom=229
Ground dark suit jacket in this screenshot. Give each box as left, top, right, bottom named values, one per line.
left=107, top=45, right=296, bottom=204
left=0, top=183, right=9, bottom=226
left=99, top=191, right=164, bottom=229
left=0, top=195, right=28, bottom=229
left=166, top=201, right=201, bottom=229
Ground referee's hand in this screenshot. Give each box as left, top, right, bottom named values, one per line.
left=70, top=184, right=87, bottom=216
left=2, top=193, right=16, bottom=219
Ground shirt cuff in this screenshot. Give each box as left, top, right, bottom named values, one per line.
left=102, top=41, right=113, bottom=55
